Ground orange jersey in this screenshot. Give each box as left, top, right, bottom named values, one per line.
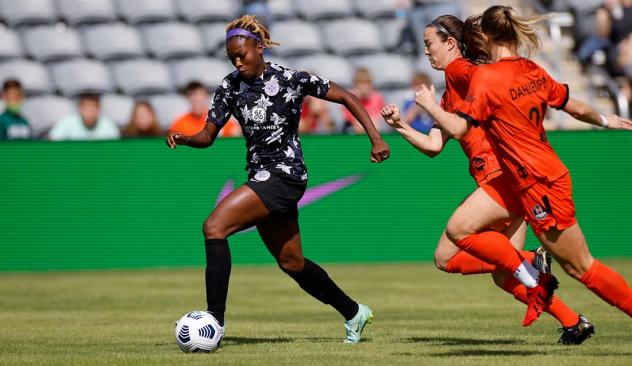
left=454, top=57, right=570, bottom=189
left=441, top=58, right=501, bottom=185
left=169, top=112, right=206, bottom=136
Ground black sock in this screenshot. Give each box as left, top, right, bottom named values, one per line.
left=283, top=258, right=359, bottom=321
left=204, top=239, right=231, bottom=326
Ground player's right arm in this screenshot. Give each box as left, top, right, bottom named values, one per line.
left=166, top=123, right=220, bottom=149
left=381, top=104, right=449, bottom=157
left=563, top=98, right=632, bottom=130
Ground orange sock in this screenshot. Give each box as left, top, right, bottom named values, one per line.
left=500, top=275, right=579, bottom=327
left=456, top=232, right=526, bottom=273
left=580, top=260, right=632, bottom=316
left=445, top=251, right=496, bottom=275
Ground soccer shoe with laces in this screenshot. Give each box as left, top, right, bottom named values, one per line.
left=523, top=273, right=559, bottom=327
left=558, top=314, right=595, bottom=345
left=530, top=246, right=552, bottom=274
left=344, top=304, right=373, bottom=344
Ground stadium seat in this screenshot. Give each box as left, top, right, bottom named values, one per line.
left=268, top=0, right=296, bottom=20
left=114, top=0, right=176, bottom=25
left=56, top=0, right=117, bottom=26
left=199, top=23, right=228, bottom=55
left=293, top=0, right=353, bottom=21
left=142, top=22, right=204, bottom=60
left=378, top=17, right=407, bottom=51
left=0, top=0, right=58, bottom=27
left=174, top=0, right=239, bottom=23
left=82, top=23, right=145, bottom=61
left=22, top=25, right=83, bottom=62
left=352, top=0, right=399, bottom=19
left=321, top=18, right=383, bottom=56
left=0, top=60, right=52, bottom=95
left=101, top=93, right=135, bottom=128
left=270, top=20, right=323, bottom=57
left=290, top=54, right=354, bottom=88
left=148, top=94, right=190, bottom=130
left=111, top=59, right=174, bottom=96
left=352, top=53, right=413, bottom=89
left=0, top=27, right=25, bottom=60
left=170, top=57, right=233, bottom=91
left=50, top=59, right=114, bottom=97
left=415, top=56, right=446, bottom=89
left=21, top=95, right=76, bottom=137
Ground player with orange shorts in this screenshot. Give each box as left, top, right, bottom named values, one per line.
left=382, top=15, right=590, bottom=344
left=414, top=5, right=632, bottom=336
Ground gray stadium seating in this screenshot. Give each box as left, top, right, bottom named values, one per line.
left=0, top=60, right=52, bottom=95
left=174, top=0, right=239, bottom=23
left=0, top=27, right=25, bottom=60
left=378, top=17, right=407, bottom=51
left=268, top=0, right=296, bottom=20
left=170, top=57, right=233, bottom=90
left=101, top=93, right=135, bottom=127
left=0, top=0, right=58, bottom=27
left=199, top=23, right=227, bottom=55
left=148, top=94, right=190, bottom=130
left=82, top=23, right=145, bottom=61
left=290, top=54, right=354, bottom=88
left=50, top=59, right=114, bottom=97
left=22, top=95, right=76, bottom=137
left=293, top=0, right=353, bottom=21
left=270, top=20, right=323, bottom=57
left=111, top=59, right=174, bottom=96
left=352, top=53, right=413, bottom=89
left=142, top=22, right=204, bottom=60
left=56, top=0, right=117, bottom=26
left=415, top=55, right=446, bottom=89
left=22, top=25, right=83, bottom=62
left=114, top=0, right=176, bottom=25
left=321, top=18, right=383, bottom=56
left=352, top=0, right=399, bottom=19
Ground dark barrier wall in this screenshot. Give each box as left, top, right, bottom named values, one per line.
left=1, top=132, right=631, bottom=271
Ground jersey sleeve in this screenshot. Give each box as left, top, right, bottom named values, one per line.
left=453, top=68, right=500, bottom=127
left=546, top=74, right=569, bottom=110
left=206, top=78, right=232, bottom=127
left=296, top=71, right=330, bottom=99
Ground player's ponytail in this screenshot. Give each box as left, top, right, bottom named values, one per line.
left=480, top=5, right=542, bottom=56
left=427, top=15, right=490, bottom=64
left=226, top=15, right=280, bottom=49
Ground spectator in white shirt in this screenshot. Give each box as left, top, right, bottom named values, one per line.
left=49, top=93, right=120, bottom=141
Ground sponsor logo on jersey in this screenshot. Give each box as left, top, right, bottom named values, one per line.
left=532, top=204, right=548, bottom=220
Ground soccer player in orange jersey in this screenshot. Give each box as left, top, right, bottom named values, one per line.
left=382, top=15, right=590, bottom=344
left=414, top=6, right=632, bottom=332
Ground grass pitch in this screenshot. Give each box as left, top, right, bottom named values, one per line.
left=1, top=261, right=631, bottom=366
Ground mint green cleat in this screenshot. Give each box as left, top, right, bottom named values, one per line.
left=344, top=304, right=373, bottom=344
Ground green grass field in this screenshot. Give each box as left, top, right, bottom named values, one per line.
left=1, top=261, right=631, bottom=366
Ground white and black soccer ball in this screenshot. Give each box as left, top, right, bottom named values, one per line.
left=175, top=311, right=222, bottom=353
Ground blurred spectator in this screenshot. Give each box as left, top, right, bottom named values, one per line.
left=49, top=93, right=119, bottom=141
left=169, top=81, right=209, bottom=136
left=401, top=72, right=434, bottom=134
left=342, top=68, right=386, bottom=133
left=299, top=96, right=334, bottom=134
left=122, top=100, right=163, bottom=138
left=0, top=79, right=32, bottom=141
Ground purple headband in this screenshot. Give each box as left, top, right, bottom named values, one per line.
left=226, top=28, right=262, bottom=43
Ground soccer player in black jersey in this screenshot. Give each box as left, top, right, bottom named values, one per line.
left=166, top=15, right=390, bottom=344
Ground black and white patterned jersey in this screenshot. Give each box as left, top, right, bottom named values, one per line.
left=207, top=62, right=330, bottom=182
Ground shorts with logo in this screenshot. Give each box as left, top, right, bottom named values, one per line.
left=480, top=174, right=524, bottom=217
left=518, top=173, right=576, bottom=236
left=244, top=169, right=307, bottom=219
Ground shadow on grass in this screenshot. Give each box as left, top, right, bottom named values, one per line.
left=222, top=336, right=294, bottom=345
left=404, top=337, right=523, bottom=346
left=430, top=349, right=549, bottom=357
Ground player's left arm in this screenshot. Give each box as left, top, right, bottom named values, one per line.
left=323, top=82, right=390, bottom=162
left=563, top=98, right=632, bottom=130
left=414, top=84, right=470, bottom=139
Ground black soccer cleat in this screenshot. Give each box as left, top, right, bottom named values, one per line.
left=558, top=314, right=595, bottom=345
left=531, top=246, right=552, bottom=274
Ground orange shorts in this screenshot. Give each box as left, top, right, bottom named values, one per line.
left=480, top=174, right=524, bottom=217
left=518, top=173, right=577, bottom=236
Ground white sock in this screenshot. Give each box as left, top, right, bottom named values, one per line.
left=513, top=260, right=540, bottom=288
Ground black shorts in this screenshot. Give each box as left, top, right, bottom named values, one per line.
left=244, top=170, right=307, bottom=219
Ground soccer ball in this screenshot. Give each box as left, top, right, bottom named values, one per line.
left=175, top=311, right=222, bottom=353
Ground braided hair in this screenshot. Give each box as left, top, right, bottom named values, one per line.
left=226, top=15, right=280, bottom=49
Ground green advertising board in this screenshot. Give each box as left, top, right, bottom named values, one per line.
left=1, top=131, right=630, bottom=271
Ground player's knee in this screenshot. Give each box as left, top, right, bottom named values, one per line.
left=433, top=254, right=449, bottom=272
left=445, top=220, right=469, bottom=243
left=277, top=253, right=305, bottom=274
left=202, top=217, right=229, bottom=239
